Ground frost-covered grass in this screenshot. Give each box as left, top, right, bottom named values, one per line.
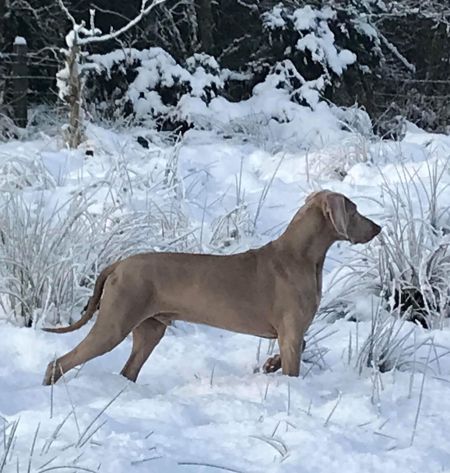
left=317, top=153, right=450, bottom=404
left=0, top=134, right=202, bottom=327
left=1, top=114, right=450, bottom=472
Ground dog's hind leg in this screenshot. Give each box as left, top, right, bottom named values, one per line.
left=43, top=308, right=137, bottom=386
left=263, top=339, right=306, bottom=374
left=120, top=318, right=167, bottom=382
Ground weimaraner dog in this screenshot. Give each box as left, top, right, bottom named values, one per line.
left=43, top=190, right=381, bottom=385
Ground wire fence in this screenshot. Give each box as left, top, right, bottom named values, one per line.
left=0, top=38, right=449, bottom=133
left=371, top=74, right=450, bottom=135
left=0, top=39, right=60, bottom=127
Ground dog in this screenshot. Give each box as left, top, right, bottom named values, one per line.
left=43, top=190, right=381, bottom=385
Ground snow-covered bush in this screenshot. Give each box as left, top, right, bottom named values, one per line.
left=83, top=46, right=368, bottom=153
left=83, top=48, right=227, bottom=130
left=81, top=2, right=380, bottom=137
left=261, top=2, right=381, bottom=103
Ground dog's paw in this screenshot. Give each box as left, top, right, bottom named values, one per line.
left=263, top=354, right=282, bottom=373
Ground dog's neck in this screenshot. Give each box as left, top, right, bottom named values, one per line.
left=274, top=203, right=338, bottom=267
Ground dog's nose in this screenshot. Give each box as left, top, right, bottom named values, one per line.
left=373, top=223, right=382, bottom=236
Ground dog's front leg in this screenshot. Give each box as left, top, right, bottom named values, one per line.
left=276, top=314, right=306, bottom=377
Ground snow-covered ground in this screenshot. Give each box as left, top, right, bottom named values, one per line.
left=1, top=115, right=450, bottom=472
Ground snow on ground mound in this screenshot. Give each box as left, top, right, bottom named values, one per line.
left=1, top=120, right=450, bottom=472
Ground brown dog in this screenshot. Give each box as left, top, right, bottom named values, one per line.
left=43, top=190, right=381, bottom=385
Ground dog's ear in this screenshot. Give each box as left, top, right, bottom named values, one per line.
left=324, top=193, right=349, bottom=238
left=305, top=189, right=331, bottom=204
left=305, top=191, right=321, bottom=203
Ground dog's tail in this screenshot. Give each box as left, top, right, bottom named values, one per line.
left=43, top=262, right=119, bottom=334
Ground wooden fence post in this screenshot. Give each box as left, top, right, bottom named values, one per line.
left=12, top=36, right=28, bottom=128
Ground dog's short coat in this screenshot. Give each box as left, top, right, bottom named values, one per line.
left=43, top=190, right=381, bottom=385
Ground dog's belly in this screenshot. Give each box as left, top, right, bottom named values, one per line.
left=156, top=308, right=277, bottom=339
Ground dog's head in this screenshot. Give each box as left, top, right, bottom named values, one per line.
left=307, top=190, right=381, bottom=244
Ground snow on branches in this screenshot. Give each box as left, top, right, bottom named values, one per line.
left=56, top=0, right=165, bottom=148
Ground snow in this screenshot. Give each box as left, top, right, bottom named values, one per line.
left=290, top=5, right=335, bottom=31
left=295, top=23, right=356, bottom=76
left=86, top=48, right=226, bottom=121
left=355, top=18, right=379, bottom=40
left=82, top=8, right=359, bottom=128
left=1, top=107, right=450, bottom=472
left=262, top=4, right=287, bottom=29
left=14, top=36, right=27, bottom=46
left=263, top=5, right=357, bottom=77
left=175, top=63, right=356, bottom=144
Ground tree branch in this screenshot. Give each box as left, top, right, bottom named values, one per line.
left=80, top=0, right=165, bottom=45
left=56, top=0, right=76, bottom=27
left=378, top=32, right=416, bottom=74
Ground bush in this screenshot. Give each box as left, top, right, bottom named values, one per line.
left=83, top=49, right=228, bottom=131
left=321, top=159, right=450, bottom=330
left=80, top=2, right=380, bottom=133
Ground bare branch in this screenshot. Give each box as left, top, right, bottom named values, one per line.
left=378, top=32, right=416, bottom=74
left=80, top=0, right=165, bottom=45
left=56, top=0, right=76, bottom=27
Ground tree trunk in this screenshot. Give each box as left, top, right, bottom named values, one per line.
left=66, top=43, right=83, bottom=148
left=12, top=38, right=28, bottom=127
left=196, top=0, right=214, bottom=54
left=0, top=0, right=6, bottom=110
left=0, top=0, right=4, bottom=48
